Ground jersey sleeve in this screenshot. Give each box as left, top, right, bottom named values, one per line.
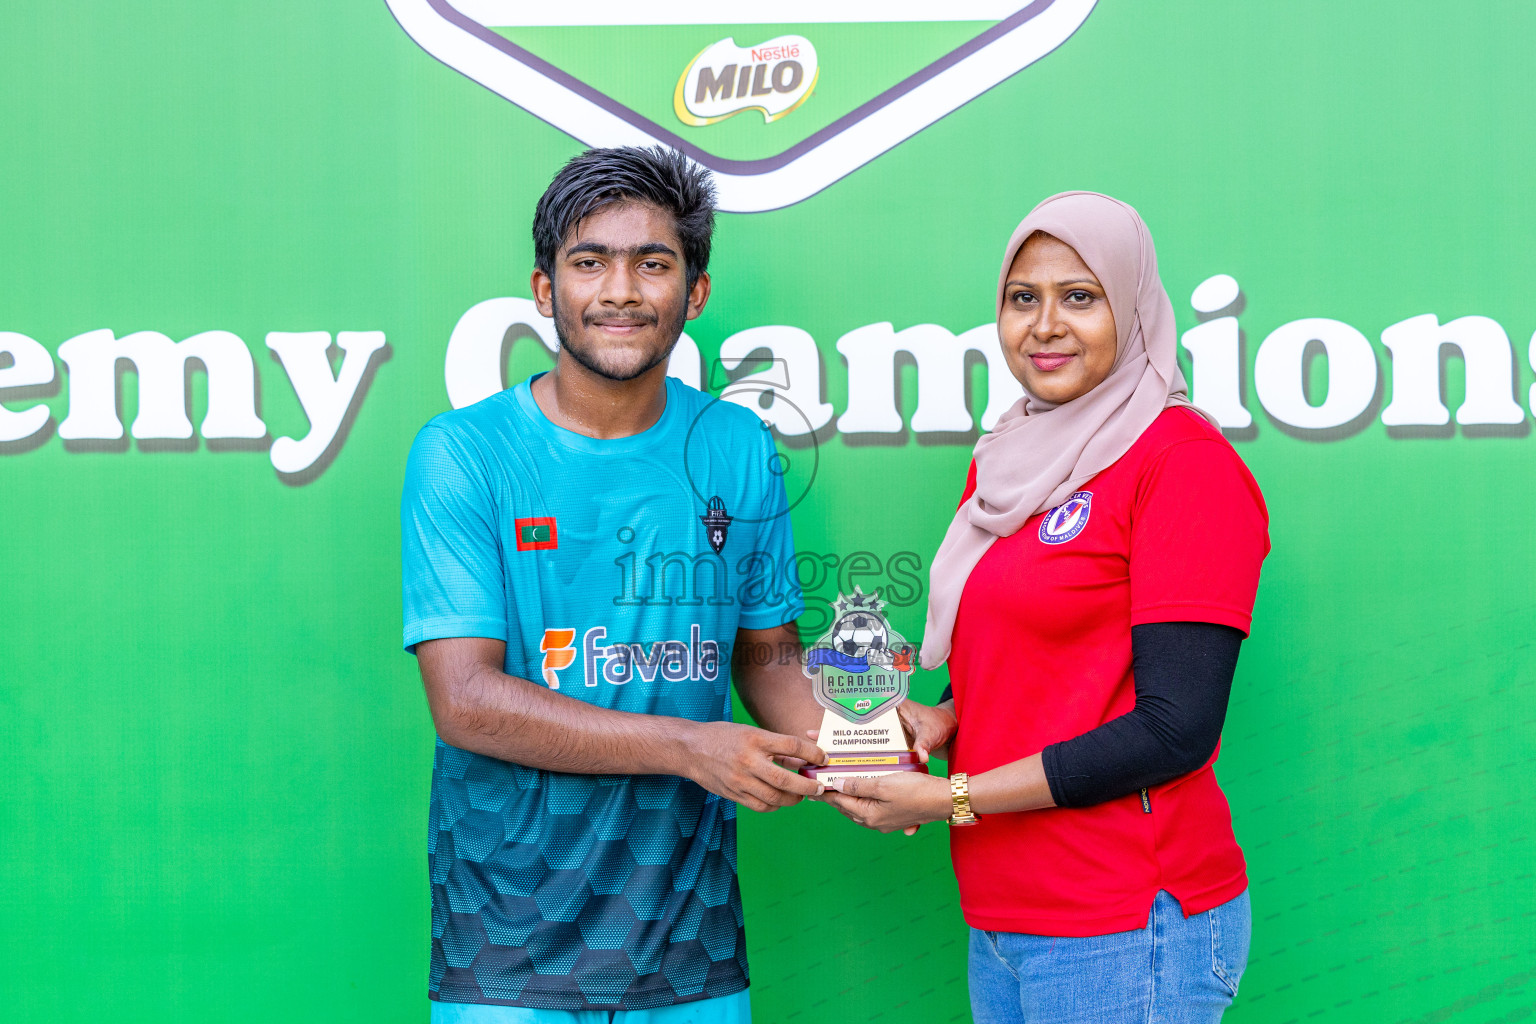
left=737, top=423, right=806, bottom=630
left=1129, top=439, right=1269, bottom=636
left=401, top=423, right=509, bottom=652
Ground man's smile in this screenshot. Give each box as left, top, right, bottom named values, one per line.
left=587, top=314, right=657, bottom=336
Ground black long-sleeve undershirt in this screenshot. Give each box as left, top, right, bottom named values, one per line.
left=939, top=621, right=1243, bottom=809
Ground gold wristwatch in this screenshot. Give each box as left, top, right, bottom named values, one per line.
left=948, top=772, right=980, bottom=826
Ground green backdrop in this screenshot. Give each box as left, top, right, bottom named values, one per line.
left=4, top=3, right=1535, bottom=1022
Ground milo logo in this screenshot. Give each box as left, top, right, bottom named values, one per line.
left=674, top=36, right=819, bottom=126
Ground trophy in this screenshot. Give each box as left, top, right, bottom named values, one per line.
left=799, top=588, right=928, bottom=784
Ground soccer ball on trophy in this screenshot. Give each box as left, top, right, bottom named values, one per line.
left=829, top=611, right=888, bottom=660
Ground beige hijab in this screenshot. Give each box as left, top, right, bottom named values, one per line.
left=920, top=191, right=1215, bottom=670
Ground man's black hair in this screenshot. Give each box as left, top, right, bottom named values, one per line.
left=533, top=146, right=717, bottom=288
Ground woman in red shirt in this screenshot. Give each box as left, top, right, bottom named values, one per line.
left=823, top=192, right=1269, bottom=1023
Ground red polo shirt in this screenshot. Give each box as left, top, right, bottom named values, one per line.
left=947, top=406, right=1268, bottom=936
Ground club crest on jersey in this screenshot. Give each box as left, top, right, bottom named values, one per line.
left=1039, top=491, right=1093, bottom=545
left=700, top=496, right=732, bottom=554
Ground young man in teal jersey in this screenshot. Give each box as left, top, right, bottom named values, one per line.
left=402, top=146, right=954, bottom=1024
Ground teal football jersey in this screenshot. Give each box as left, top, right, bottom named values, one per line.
left=401, top=374, right=803, bottom=1010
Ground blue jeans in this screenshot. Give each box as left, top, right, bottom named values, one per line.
left=968, top=889, right=1250, bottom=1024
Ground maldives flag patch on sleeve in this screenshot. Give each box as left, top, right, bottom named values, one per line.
left=515, top=516, right=558, bottom=551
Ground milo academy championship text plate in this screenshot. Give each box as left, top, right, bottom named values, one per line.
left=800, top=589, right=927, bottom=784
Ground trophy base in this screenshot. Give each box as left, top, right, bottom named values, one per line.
left=801, top=750, right=930, bottom=784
